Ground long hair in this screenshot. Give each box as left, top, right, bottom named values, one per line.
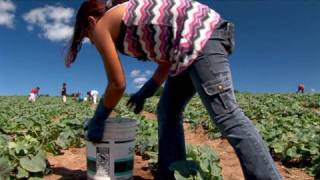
left=65, top=0, right=129, bottom=67
left=65, top=0, right=107, bottom=67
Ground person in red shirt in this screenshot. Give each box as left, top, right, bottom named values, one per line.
left=28, top=87, right=40, bottom=102
left=298, top=83, right=305, bottom=93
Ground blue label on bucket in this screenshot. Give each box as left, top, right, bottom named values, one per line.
left=87, top=156, right=96, bottom=174
left=114, top=156, right=134, bottom=176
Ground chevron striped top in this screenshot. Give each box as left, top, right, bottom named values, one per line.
left=121, top=0, right=220, bottom=76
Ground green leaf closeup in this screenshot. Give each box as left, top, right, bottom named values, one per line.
left=19, top=152, right=46, bottom=173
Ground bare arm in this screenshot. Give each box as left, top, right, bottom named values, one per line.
left=152, top=61, right=170, bottom=86
left=91, top=22, right=125, bottom=109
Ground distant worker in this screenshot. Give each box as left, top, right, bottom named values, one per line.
left=87, top=90, right=99, bottom=104
left=298, top=83, right=305, bottom=93
left=72, top=92, right=81, bottom=101
left=61, top=83, right=67, bottom=103
left=28, top=87, right=40, bottom=102
left=76, top=92, right=84, bottom=102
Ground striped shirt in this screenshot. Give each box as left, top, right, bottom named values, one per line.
left=122, top=0, right=220, bottom=76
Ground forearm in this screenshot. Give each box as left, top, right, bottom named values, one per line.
left=152, top=62, right=170, bottom=85
left=103, top=84, right=125, bottom=109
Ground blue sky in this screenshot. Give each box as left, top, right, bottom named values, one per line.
left=0, top=0, right=319, bottom=96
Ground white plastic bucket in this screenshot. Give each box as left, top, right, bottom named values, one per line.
left=86, top=118, right=137, bottom=180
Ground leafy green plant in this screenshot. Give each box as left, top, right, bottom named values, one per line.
left=169, top=145, right=222, bottom=180
left=1, top=93, right=319, bottom=178
left=0, top=96, right=93, bottom=178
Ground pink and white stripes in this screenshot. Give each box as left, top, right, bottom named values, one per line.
left=122, top=0, right=220, bottom=76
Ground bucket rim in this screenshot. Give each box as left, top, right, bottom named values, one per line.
left=105, top=117, right=137, bottom=124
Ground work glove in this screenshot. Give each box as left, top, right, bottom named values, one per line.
left=127, top=78, right=159, bottom=114
left=84, top=98, right=112, bottom=142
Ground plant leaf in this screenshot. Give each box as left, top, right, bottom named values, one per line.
left=17, top=166, right=29, bottom=178
left=0, top=157, right=12, bottom=178
left=169, top=160, right=198, bottom=178
left=19, top=152, right=46, bottom=173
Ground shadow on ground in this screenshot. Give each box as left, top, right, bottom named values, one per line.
left=49, top=167, right=86, bottom=180
left=49, top=167, right=153, bottom=180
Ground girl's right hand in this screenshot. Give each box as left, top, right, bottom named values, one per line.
left=84, top=98, right=112, bottom=142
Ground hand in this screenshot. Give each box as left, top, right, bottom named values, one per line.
left=127, top=93, right=145, bottom=114
left=84, top=98, right=112, bottom=142
left=126, top=78, right=159, bottom=114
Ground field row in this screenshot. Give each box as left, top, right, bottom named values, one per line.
left=143, top=93, right=320, bottom=178
left=0, top=94, right=319, bottom=179
left=0, top=96, right=222, bottom=179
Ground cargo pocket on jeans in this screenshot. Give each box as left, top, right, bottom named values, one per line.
left=201, top=74, right=238, bottom=115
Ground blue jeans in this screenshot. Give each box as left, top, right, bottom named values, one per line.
left=156, top=19, right=282, bottom=180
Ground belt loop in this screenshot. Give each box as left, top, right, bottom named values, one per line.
left=226, top=22, right=233, bottom=36
left=227, top=22, right=231, bottom=31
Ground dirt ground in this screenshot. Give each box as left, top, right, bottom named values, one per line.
left=184, top=125, right=314, bottom=180
left=45, top=112, right=314, bottom=180
left=45, top=148, right=153, bottom=180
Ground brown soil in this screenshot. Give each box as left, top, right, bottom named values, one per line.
left=45, top=114, right=314, bottom=180
left=45, top=148, right=153, bottom=180
left=184, top=125, right=314, bottom=180
left=45, top=148, right=87, bottom=180
left=140, top=111, right=157, bottom=120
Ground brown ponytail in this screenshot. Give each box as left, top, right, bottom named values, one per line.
left=65, top=0, right=107, bottom=67
left=65, top=0, right=129, bottom=67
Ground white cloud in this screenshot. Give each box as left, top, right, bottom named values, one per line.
left=23, top=5, right=74, bottom=42
left=145, top=70, right=153, bottom=76
left=26, top=25, right=33, bottom=31
left=130, top=69, right=153, bottom=78
left=310, top=88, right=316, bottom=92
left=133, top=77, right=148, bottom=89
left=130, top=69, right=154, bottom=89
left=83, top=37, right=90, bottom=44
left=130, top=70, right=141, bottom=78
left=0, top=0, right=16, bottom=28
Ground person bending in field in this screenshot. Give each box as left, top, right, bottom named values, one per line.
left=28, top=87, right=40, bottom=102
left=297, top=83, right=305, bottom=93
left=72, top=92, right=82, bottom=102
left=65, top=0, right=282, bottom=179
left=87, top=90, right=99, bottom=104
left=61, top=82, right=67, bottom=103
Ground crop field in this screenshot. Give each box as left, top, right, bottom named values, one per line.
left=0, top=93, right=319, bottom=179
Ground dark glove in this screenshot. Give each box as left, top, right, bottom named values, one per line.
left=84, top=98, right=112, bottom=142
left=127, top=78, right=159, bottom=114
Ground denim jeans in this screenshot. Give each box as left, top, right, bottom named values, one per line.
left=156, top=19, right=282, bottom=180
